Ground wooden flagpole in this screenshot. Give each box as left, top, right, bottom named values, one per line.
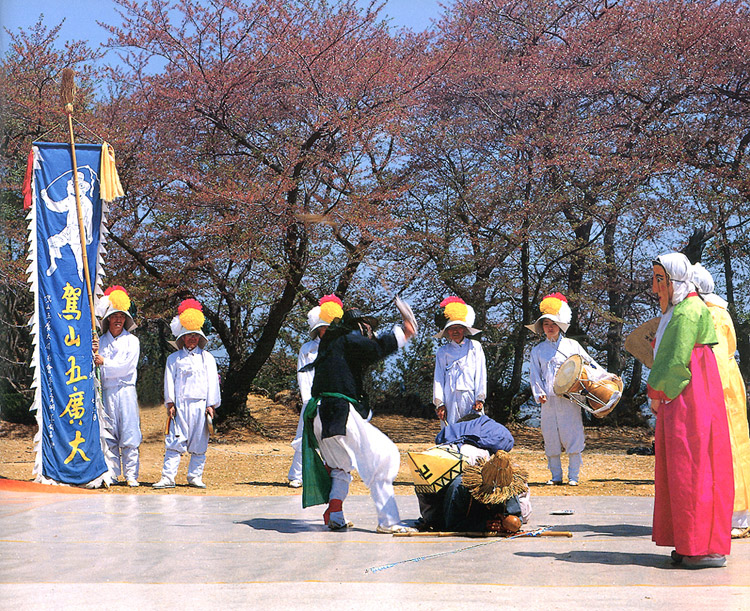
left=60, top=68, right=97, bottom=335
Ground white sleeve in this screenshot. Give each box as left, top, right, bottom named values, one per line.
left=164, top=354, right=176, bottom=405
left=474, top=342, right=487, bottom=401
left=392, top=325, right=408, bottom=348
left=529, top=346, right=546, bottom=403
left=296, top=345, right=315, bottom=405
left=433, top=347, right=446, bottom=407
left=204, top=352, right=221, bottom=408
left=576, top=341, right=607, bottom=380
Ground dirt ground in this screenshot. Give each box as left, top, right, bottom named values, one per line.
left=0, top=394, right=655, bottom=498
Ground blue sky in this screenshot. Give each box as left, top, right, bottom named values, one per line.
left=0, top=0, right=452, bottom=53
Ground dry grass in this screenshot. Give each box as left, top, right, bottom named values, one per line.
left=0, top=395, right=655, bottom=498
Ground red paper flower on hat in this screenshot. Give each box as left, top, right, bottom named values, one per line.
left=440, top=296, right=465, bottom=307
left=319, top=294, right=343, bottom=323
left=178, top=298, right=203, bottom=314
left=104, top=286, right=130, bottom=312
left=178, top=299, right=205, bottom=331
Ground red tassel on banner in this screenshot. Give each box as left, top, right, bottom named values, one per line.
left=22, top=149, right=34, bottom=210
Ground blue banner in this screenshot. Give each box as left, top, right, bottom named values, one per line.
left=33, top=142, right=106, bottom=484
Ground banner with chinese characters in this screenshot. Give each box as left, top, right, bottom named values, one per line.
left=26, top=142, right=116, bottom=485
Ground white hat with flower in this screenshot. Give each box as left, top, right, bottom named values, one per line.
left=95, top=285, right=136, bottom=333
left=170, top=298, right=208, bottom=349
left=526, top=292, right=572, bottom=335
left=306, top=294, right=343, bottom=337
left=435, top=296, right=480, bottom=339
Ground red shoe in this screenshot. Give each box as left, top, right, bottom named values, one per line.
left=323, top=499, right=343, bottom=526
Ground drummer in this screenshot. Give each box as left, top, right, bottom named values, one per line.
left=527, top=293, right=608, bottom=486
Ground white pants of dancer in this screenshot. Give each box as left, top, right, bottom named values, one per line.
left=101, top=384, right=141, bottom=480
left=161, top=398, right=209, bottom=483
left=541, top=394, right=584, bottom=481
left=288, top=409, right=305, bottom=482
left=313, top=405, right=401, bottom=528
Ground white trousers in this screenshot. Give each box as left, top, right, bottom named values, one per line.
left=541, top=394, right=584, bottom=480
left=161, top=398, right=209, bottom=483
left=547, top=452, right=583, bottom=482
left=443, top=391, right=480, bottom=426
left=313, top=406, right=401, bottom=528
left=101, top=384, right=141, bottom=480
left=288, top=409, right=305, bottom=482
left=161, top=449, right=206, bottom=482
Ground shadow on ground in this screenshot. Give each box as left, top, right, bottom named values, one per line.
left=515, top=550, right=671, bottom=569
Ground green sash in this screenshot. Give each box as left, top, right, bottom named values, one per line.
left=301, top=392, right=357, bottom=508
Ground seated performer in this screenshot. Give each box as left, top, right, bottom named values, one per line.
left=301, top=305, right=417, bottom=533
left=414, top=414, right=531, bottom=533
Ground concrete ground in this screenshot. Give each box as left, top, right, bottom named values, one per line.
left=1, top=485, right=748, bottom=610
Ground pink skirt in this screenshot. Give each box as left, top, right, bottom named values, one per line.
left=653, top=344, right=734, bottom=556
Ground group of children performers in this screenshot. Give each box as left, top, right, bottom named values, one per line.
left=93, top=289, right=220, bottom=490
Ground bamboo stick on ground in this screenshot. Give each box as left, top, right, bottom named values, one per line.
left=393, top=530, right=573, bottom=538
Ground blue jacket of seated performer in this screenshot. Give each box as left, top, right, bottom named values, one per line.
left=435, top=413, right=514, bottom=454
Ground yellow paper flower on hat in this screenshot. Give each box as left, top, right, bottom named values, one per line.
left=178, top=299, right=205, bottom=331
left=444, top=301, right=469, bottom=322
left=540, top=293, right=566, bottom=316
left=319, top=294, right=343, bottom=323
left=105, top=285, right=131, bottom=312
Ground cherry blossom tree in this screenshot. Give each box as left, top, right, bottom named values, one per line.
left=98, top=0, right=442, bottom=416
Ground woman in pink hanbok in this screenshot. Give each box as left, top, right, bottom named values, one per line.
left=648, top=253, right=734, bottom=569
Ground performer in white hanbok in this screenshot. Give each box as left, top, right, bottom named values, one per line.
left=287, top=295, right=342, bottom=488
left=433, top=297, right=487, bottom=426
left=527, top=293, right=606, bottom=486
left=153, top=299, right=221, bottom=489
left=93, top=285, right=141, bottom=486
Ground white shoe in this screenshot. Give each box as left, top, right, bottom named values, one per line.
left=568, top=480, right=579, bottom=486
left=152, top=477, right=174, bottom=489
left=325, top=510, right=352, bottom=531
left=546, top=479, right=563, bottom=486
left=376, top=523, right=417, bottom=534
left=288, top=479, right=302, bottom=488
left=187, top=477, right=206, bottom=489
left=127, top=479, right=140, bottom=488
left=682, top=554, right=727, bottom=569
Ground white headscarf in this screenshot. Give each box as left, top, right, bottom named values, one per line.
left=652, top=252, right=696, bottom=356
left=656, top=253, right=695, bottom=305
left=692, top=263, right=728, bottom=309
